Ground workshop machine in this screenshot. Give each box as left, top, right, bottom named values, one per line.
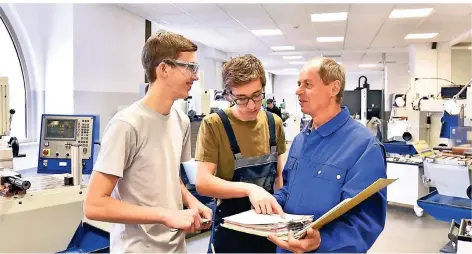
left=416, top=83, right=472, bottom=253
left=37, top=114, right=100, bottom=174
left=0, top=114, right=108, bottom=253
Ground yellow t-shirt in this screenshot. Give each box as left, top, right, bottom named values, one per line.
left=195, top=107, right=287, bottom=181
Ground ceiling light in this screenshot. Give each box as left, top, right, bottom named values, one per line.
left=283, top=56, right=303, bottom=60
left=251, top=29, right=283, bottom=36
left=289, top=61, right=305, bottom=65
left=405, top=33, right=438, bottom=39
left=317, top=37, right=344, bottom=42
left=359, top=64, right=378, bottom=68
left=284, top=68, right=298, bottom=71
left=311, top=12, right=348, bottom=22
left=271, top=46, right=295, bottom=51
left=389, top=8, right=433, bottom=19
left=468, top=47, right=472, bottom=50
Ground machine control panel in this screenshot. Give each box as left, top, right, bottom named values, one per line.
left=38, top=114, right=99, bottom=174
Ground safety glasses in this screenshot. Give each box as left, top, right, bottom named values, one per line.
left=163, top=59, right=199, bottom=77
left=228, top=90, right=265, bottom=106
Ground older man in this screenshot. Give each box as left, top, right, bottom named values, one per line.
left=268, top=58, right=387, bottom=253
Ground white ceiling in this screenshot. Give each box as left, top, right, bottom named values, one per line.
left=119, top=3, right=472, bottom=74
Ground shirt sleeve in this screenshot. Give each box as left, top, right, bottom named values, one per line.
left=181, top=122, right=192, bottom=163
left=194, top=118, right=218, bottom=165
left=93, top=119, right=137, bottom=178
left=315, top=142, right=387, bottom=253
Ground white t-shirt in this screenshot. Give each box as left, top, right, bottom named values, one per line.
left=92, top=100, right=191, bottom=253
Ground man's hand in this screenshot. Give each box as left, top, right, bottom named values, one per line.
left=268, top=228, right=321, bottom=253
left=188, top=200, right=213, bottom=230
left=248, top=185, right=285, bottom=216
left=162, top=208, right=202, bottom=234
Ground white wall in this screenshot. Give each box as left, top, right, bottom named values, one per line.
left=451, top=49, right=472, bottom=85
left=44, top=4, right=74, bottom=114
left=73, top=4, right=144, bottom=94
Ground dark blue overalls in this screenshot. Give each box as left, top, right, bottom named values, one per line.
left=207, top=109, right=279, bottom=253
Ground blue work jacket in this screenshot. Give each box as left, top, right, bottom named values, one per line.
left=274, top=107, right=387, bottom=253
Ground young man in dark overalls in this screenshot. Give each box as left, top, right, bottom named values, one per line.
left=195, top=54, right=287, bottom=253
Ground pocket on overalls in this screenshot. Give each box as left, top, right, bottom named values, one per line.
left=238, top=163, right=276, bottom=192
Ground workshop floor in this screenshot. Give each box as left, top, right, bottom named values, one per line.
left=186, top=205, right=451, bottom=253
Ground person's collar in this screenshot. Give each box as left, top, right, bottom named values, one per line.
left=309, top=106, right=351, bottom=137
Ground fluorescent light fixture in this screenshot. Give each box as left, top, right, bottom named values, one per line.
left=311, top=12, right=348, bottom=22
left=468, top=47, right=472, bottom=50
left=389, top=8, right=433, bottom=19
left=405, top=33, right=438, bottom=39
left=283, top=56, right=303, bottom=60
left=271, top=46, right=295, bottom=51
left=289, top=61, right=306, bottom=65
left=252, top=29, right=282, bottom=36
left=317, top=37, right=344, bottom=42
left=359, top=64, right=378, bottom=68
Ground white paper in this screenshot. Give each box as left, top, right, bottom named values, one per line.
left=223, top=210, right=311, bottom=225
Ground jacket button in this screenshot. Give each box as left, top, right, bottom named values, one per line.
left=318, top=170, right=321, bottom=174
left=336, top=175, right=341, bottom=179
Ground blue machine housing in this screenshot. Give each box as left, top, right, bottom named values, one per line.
left=417, top=191, right=472, bottom=223
left=37, top=114, right=100, bottom=175
left=384, top=141, right=418, bottom=155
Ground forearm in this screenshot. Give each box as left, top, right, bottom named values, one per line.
left=180, top=179, right=199, bottom=207
left=274, top=175, right=283, bottom=191
left=84, top=196, right=168, bottom=225
left=196, top=173, right=254, bottom=199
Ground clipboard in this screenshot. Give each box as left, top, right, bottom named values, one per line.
left=293, top=178, right=397, bottom=239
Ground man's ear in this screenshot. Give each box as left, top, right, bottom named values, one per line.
left=331, top=80, right=341, bottom=98
left=157, top=62, right=168, bottom=79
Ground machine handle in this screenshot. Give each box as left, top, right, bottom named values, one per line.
left=447, top=219, right=460, bottom=245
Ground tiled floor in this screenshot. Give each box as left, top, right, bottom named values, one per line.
left=186, top=205, right=451, bottom=253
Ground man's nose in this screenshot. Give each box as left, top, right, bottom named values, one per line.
left=192, top=73, right=199, bottom=81
left=247, top=99, right=257, bottom=110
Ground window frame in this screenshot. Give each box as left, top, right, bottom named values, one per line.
left=0, top=6, right=32, bottom=143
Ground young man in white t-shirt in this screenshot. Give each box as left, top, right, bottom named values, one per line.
left=84, top=31, right=212, bottom=253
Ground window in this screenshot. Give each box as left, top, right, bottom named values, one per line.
left=0, top=13, right=26, bottom=139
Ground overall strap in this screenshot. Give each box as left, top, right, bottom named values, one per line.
left=216, top=109, right=241, bottom=156
left=265, top=111, right=277, bottom=149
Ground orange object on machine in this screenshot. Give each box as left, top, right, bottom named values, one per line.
left=451, top=146, right=472, bottom=155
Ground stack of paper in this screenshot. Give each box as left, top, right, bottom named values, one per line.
left=221, top=210, right=313, bottom=238
left=221, top=178, right=397, bottom=240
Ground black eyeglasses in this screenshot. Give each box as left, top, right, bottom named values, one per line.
left=163, top=59, right=199, bottom=76
left=229, top=90, right=265, bottom=105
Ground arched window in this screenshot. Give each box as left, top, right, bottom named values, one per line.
left=0, top=12, right=26, bottom=139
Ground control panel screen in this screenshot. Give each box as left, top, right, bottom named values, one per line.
left=45, top=119, right=77, bottom=140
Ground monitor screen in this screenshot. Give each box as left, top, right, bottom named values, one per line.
left=45, top=119, right=76, bottom=140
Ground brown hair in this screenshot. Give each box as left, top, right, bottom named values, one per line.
left=141, top=31, right=198, bottom=83
left=222, top=54, right=266, bottom=93
left=318, top=58, right=346, bottom=103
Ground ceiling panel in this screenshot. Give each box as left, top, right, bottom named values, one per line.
left=119, top=3, right=472, bottom=74
left=218, top=4, right=266, bottom=18
left=312, top=22, right=347, bottom=37
left=173, top=3, right=222, bottom=14
left=344, top=4, right=394, bottom=50
left=305, top=4, right=350, bottom=14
